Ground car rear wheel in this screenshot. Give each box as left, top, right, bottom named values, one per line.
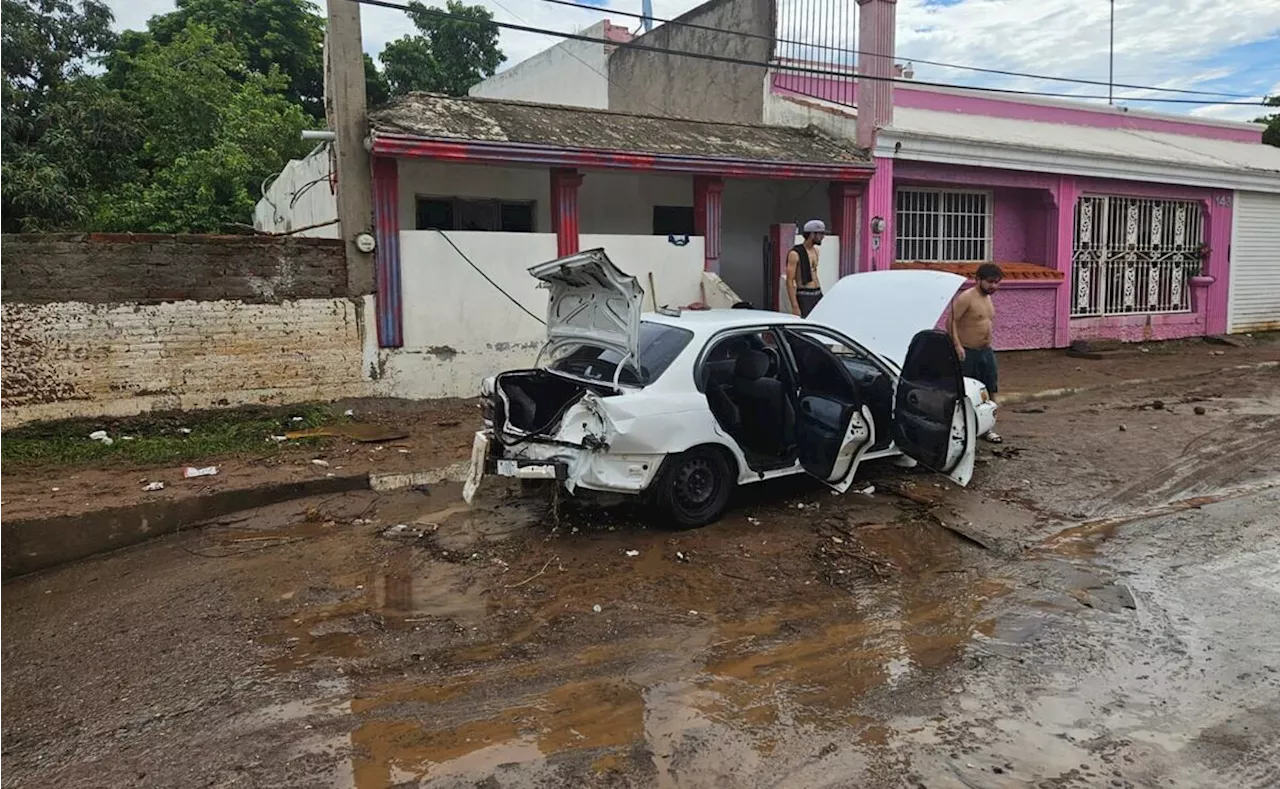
left=653, top=446, right=734, bottom=529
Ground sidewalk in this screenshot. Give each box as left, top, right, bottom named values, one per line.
left=3, top=336, right=1277, bottom=528
left=998, top=335, right=1279, bottom=402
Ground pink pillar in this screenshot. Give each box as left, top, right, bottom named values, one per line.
left=859, top=156, right=895, bottom=272
left=371, top=156, right=403, bottom=348
left=550, top=168, right=583, bottom=257
left=1049, top=174, right=1078, bottom=348
left=1201, top=193, right=1232, bottom=335
left=829, top=182, right=860, bottom=276
left=856, top=0, right=898, bottom=149
left=694, top=175, right=724, bottom=273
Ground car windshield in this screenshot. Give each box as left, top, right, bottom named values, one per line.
left=546, top=321, right=693, bottom=386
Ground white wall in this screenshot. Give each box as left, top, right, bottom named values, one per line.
left=578, top=171, right=693, bottom=235
left=376, top=231, right=706, bottom=399
left=469, top=21, right=613, bottom=109
left=3, top=298, right=367, bottom=425
left=397, top=159, right=552, bottom=232
left=253, top=144, right=339, bottom=237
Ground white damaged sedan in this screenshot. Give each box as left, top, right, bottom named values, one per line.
left=463, top=249, right=997, bottom=527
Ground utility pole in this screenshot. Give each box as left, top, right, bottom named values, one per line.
left=326, top=0, right=376, bottom=296
left=1108, top=0, right=1115, bottom=105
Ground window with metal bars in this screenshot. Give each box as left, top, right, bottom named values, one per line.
left=1070, top=195, right=1202, bottom=317
left=895, top=187, right=993, bottom=263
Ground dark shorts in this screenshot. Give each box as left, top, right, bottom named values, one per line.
left=797, top=288, right=823, bottom=318
left=962, top=346, right=998, bottom=394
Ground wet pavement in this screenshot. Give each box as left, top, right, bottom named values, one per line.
left=3, top=366, right=1279, bottom=788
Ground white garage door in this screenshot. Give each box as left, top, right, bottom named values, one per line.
left=1230, top=191, right=1280, bottom=333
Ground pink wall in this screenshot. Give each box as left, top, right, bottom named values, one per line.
left=1070, top=312, right=1206, bottom=343
left=935, top=283, right=1062, bottom=351
left=992, top=189, right=1049, bottom=264
left=771, top=74, right=1262, bottom=144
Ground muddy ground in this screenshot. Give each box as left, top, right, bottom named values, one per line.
left=3, top=363, right=1280, bottom=788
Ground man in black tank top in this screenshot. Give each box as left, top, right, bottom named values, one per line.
left=786, top=219, right=826, bottom=317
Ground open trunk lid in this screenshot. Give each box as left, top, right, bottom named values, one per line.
left=530, top=249, right=644, bottom=370
left=805, top=270, right=967, bottom=367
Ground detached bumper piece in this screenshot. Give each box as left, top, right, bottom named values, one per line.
left=486, top=457, right=569, bottom=481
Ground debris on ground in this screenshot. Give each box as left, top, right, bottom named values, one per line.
left=624, top=550, right=640, bottom=557
left=286, top=424, right=410, bottom=443
left=1195, top=406, right=1207, bottom=415
left=381, top=524, right=431, bottom=540
left=183, top=466, right=219, bottom=478
left=592, top=604, right=602, bottom=613
left=857, top=485, right=876, bottom=497
left=310, top=459, right=330, bottom=467
left=88, top=430, right=113, bottom=445
left=142, top=481, right=165, bottom=491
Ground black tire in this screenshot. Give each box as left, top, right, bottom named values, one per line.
left=653, top=446, right=734, bottom=529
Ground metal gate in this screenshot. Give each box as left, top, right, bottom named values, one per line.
left=1071, top=196, right=1203, bottom=317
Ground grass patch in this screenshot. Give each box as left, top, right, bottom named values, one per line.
left=2, top=404, right=342, bottom=471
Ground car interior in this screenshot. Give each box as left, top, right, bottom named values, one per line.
left=701, top=332, right=799, bottom=471
left=798, top=333, right=895, bottom=451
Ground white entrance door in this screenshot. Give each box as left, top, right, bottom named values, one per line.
left=1229, top=191, right=1280, bottom=333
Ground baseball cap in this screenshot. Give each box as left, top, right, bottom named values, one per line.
left=803, top=219, right=826, bottom=233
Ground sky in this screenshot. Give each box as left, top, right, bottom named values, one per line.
left=106, top=0, right=1280, bottom=123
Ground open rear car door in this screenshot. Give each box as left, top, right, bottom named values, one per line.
left=892, top=330, right=978, bottom=486
left=783, top=329, right=875, bottom=493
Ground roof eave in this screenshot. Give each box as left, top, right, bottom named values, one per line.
left=370, top=132, right=874, bottom=181
left=875, top=129, right=1280, bottom=194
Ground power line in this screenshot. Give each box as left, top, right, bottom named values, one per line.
left=348, top=0, right=1266, bottom=106
left=537, top=0, right=1256, bottom=100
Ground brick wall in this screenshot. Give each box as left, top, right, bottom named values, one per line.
left=0, top=233, right=346, bottom=304
left=1, top=234, right=370, bottom=425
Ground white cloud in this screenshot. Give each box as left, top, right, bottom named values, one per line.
left=105, top=0, right=1279, bottom=120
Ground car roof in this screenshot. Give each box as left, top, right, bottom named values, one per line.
left=643, top=308, right=808, bottom=335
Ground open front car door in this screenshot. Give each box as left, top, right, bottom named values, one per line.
left=892, top=330, right=978, bottom=486
left=783, top=328, right=875, bottom=493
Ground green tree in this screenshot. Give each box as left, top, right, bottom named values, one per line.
left=364, top=53, right=392, bottom=109
left=1, top=0, right=138, bottom=231
left=1257, top=96, right=1280, bottom=148
left=106, top=0, right=325, bottom=117
left=93, top=23, right=311, bottom=232
left=379, top=0, right=505, bottom=97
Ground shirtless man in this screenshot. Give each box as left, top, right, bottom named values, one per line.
left=786, top=219, right=825, bottom=317
left=949, top=262, right=1004, bottom=443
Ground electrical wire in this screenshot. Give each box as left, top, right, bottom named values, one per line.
left=345, top=0, right=1267, bottom=106
left=536, top=0, right=1257, bottom=99
left=434, top=229, right=546, bottom=325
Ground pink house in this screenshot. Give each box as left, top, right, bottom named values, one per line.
left=767, top=0, right=1280, bottom=347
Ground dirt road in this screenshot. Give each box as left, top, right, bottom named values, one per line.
left=3, top=364, right=1279, bottom=788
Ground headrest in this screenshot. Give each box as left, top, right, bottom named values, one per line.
left=734, top=350, right=770, bottom=380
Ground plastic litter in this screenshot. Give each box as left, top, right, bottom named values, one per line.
left=310, top=459, right=330, bottom=467
left=143, top=481, right=165, bottom=492
left=183, top=466, right=219, bottom=478
left=624, top=550, right=640, bottom=557
left=88, top=430, right=113, bottom=446
left=592, top=604, right=602, bottom=613
left=178, top=428, right=193, bottom=434
left=344, top=409, right=355, bottom=417
left=857, top=485, right=876, bottom=496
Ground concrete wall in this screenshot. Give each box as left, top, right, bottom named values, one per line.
left=609, top=0, right=774, bottom=124
left=578, top=171, right=693, bottom=235
left=468, top=20, right=620, bottom=109
left=397, top=159, right=553, bottom=232
left=1, top=234, right=367, bottom=425
left=381, top=231, right=707, bottom=398
left=254, top=144, right=339, bottom=238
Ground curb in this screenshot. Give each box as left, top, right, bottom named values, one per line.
left=2, top=462, right=473, bottom=580
left=1000, top=361, right=1279, bottom=406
